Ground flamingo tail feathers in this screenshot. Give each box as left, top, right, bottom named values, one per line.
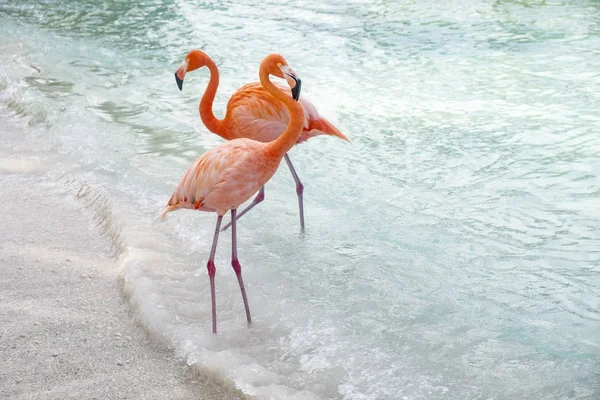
left=309, top=118, right=349, bottom=142
left=159, top=196, right=181, bottom=220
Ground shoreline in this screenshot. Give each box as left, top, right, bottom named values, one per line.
left=0, top=164, right=237, bottom=400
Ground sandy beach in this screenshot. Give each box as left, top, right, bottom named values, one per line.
left=0, top=165, right=236, bottom=400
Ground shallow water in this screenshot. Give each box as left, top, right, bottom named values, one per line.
left=1, top=0, right=600, bottom=398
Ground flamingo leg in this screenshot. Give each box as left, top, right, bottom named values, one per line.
left=231, top=209, right=252, bottom=324
left=221, top=186, right=265, bottom=231
left=284, top=154, right=305, bottom=231
left=207, top=215, right=223, bottom=334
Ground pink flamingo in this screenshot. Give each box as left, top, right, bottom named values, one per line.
left=175, top=49, right=348, bottom=232
left=162, top=54, right=304, bottom=333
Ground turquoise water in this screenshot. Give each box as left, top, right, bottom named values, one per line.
left=1, top=1, right=599, bottom=398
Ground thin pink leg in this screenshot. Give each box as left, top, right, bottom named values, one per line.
left=207, top=215, right=223, bottom=334
left=284, top=154, right=305, bottom=231
left=221, top=187, right=265, bottom=231
left=231, top=209, right=252, bottom=324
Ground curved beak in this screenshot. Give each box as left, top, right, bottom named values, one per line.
left=175, top=67, right=185, bottom=91
left=280, top=65, right=301, bottom=101
left=291, top=78, right=301, bottom=101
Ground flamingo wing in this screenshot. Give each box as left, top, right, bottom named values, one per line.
left=226, top=83, right=348, bottom=144
left=226, top=83, right=292, bottom=142
left=162, top=139, right=270, bottom=216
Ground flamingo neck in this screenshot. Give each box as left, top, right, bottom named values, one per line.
left=199, top=57, right=224, bottom=134
left=260, top=69, right=304, bottom=157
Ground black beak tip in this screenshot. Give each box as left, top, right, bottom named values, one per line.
left=175, top=72, right=183, bottom=91
left=291, top=78, right=301, bottom=101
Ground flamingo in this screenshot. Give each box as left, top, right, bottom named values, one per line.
left=162, top=54, right=304, bottom=334
left=174, top=49, right=348, bottom=232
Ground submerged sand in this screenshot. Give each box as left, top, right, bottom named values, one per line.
left=0, top=164, right=237, bottom=399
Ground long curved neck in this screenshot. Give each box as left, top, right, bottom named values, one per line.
left=199, top=57, right=224, bottom=134
left=260, top=69, right=304, bottom=157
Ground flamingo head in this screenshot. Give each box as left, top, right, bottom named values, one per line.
left=280, top=64, right=302, bottom=101
left=175, top=49, right=210, bottom=91
left=261, top=54, right=302, bottom=101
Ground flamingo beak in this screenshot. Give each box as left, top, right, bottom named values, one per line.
left=175, top=66, right=186, bottom=91
left=291, top=78, right=301, bottom=101
left=280, top=65, right=301, bottom=101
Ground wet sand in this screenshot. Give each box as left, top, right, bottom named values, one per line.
left=0, top=165, right=237, bottom=400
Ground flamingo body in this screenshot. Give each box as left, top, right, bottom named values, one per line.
left=224, top=82, right=348, bottom=144
left=163, top=139, right=279, bottom=216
